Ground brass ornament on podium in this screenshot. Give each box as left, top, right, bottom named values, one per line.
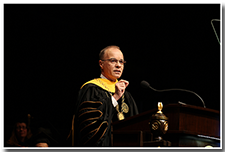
left=149, top=102, right=168, bottom=141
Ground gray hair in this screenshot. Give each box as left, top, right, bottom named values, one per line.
left=99, top=45, right=120, bottom=60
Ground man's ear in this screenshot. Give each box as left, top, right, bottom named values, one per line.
left=99, top=60, right=103, bottom=69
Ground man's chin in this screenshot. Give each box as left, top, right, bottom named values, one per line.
left=103, top=73, right=122, bottom=81
left=113, top=74, right=122, bottom=80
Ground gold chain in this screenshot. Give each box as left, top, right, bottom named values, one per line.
left=96, top=79, right=129, bottom=120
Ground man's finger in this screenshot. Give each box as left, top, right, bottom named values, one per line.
left=119, top=79, right=129, bottom=87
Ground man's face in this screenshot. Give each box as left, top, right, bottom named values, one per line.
left=15, top=122, right=28, bottom=138
left=99, top=48, right=125, bottom=82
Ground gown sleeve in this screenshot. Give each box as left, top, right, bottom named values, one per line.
left=74, top=84, right=116, bottom=146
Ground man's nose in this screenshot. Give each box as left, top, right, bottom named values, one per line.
left=115, top=61, right=122, bottom=67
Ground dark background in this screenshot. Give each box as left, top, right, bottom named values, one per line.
left=4, top=4, right=221, bottom=146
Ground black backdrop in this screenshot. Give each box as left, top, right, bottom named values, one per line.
left=4, top=4, right=221, bottom=145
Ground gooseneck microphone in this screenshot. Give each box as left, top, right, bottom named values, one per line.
left=140, top=80, right=206, bottom=108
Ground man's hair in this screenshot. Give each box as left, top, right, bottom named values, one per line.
left=99, top=45, right=120, bottom=60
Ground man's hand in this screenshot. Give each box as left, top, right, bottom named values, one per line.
left=113, top=79, right=129, bottom=101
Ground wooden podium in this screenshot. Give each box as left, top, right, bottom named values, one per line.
left=111, top=103, right=220, bottom=147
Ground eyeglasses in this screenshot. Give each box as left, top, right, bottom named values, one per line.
left=16, top=126, right=27, bottom=130
left=102, top=58, right=126, bottom=65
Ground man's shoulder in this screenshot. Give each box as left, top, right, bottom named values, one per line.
left=81, top=83, right=98, bottom=89
left=124, top=90, right=132, bottom=96
left=80, top=78, right=111, bottom=93
left=124, top=90, right=135, bottom=100
left=80, top=78, right=99, bottom=89
left=80, top=78, right=114, bottom=92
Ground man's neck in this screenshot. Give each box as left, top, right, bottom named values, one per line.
left=18, top=137, right=25, bottom=143
left=100, top=74, right=117, bottom=82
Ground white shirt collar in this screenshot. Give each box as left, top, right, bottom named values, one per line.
left=100, top=74, right=108, bottom=80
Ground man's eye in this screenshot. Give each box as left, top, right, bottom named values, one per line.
left=111, top=59, right=117, bottom=62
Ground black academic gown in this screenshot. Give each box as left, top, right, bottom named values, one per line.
left=74, top=83, right=139, bottom=147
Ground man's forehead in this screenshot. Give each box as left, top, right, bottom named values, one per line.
left=105, top=48, right=123, bottom=58
left=17, top=122, right=26, bottom=126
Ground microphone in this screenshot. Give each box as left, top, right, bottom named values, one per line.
left=140, top=80, right=206, bottom=108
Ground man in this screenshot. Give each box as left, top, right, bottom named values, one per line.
left=74, top=45, right=138, bottom=146
left=5, top=118, right=32, bottom=147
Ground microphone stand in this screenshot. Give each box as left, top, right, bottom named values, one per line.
left=141, top=81, right=206, bottom=108
left=151, top=86, right=206, bottom=108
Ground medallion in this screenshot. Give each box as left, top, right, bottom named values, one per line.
left=121, top=102, right=129, bottom=113
left=117, top=112, right=125, bottom=120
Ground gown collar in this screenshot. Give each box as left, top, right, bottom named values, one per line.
left=81, top=74, right=118, bottom=93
